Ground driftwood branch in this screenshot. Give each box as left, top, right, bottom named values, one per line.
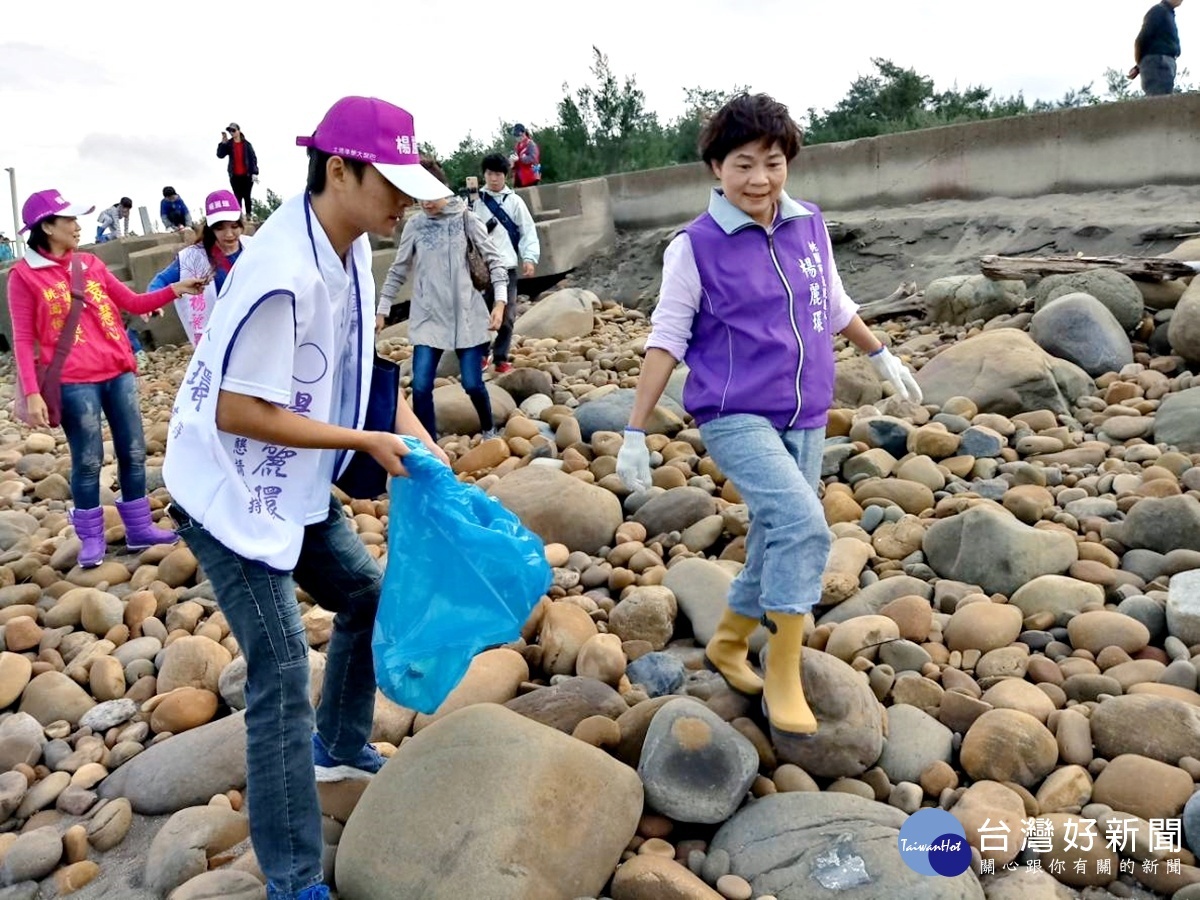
left=1138, top=223, right=1200, bottom=241
left=980, top=254, right=1196, bottom=282
left=856, top=281, right=924, bottom=322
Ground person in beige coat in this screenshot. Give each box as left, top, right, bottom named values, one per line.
left=376, top=158, right=507, bottom=439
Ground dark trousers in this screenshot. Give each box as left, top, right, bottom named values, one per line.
left=170, top=496, right=380, bottom=896
left=1140, top=54, right=1177, bottom=95
left=485, top=267, right=519, bottom=362
left=230, top=174, right=254, bottom=215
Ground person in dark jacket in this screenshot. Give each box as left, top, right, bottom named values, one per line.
left=216, top=123, right=259, bottom=217
left=1130, top=0, right=1184, bottom=95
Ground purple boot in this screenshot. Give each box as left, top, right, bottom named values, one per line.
left=116, top=497, right=179, bottom=552
left=71, top=507, right=107, bottom=568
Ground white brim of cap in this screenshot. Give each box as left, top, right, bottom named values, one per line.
left=374, top=162, right=453, bottom=201
left=20, top=202, right=95, bottom=232
left=207, top=210, right=242, bottom=225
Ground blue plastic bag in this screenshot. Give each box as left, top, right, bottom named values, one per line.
left=373, top=438, right=552, bottom=714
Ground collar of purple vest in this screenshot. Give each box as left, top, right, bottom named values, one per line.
left=706, top=188, right=814, bottom=235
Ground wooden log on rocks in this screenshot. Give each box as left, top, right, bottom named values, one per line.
left=980, top=254, right=1197, bottom=282
left=855, top=281, right=924, bottom=322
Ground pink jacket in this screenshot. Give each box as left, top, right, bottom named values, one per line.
left=7, top=250, right=176, bottom=395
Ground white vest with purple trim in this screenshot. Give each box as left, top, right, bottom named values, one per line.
left=163, top=193, right=375, bottom=570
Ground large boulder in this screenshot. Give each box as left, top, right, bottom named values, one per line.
left=834, top=357, right=884, bottom=409
left=769, top=650, right=884, bottom=778
left=638, top=698, right=759, bottom=824
left=915, top=329, right=1093, bottom=416
left=433, top=382, right=516, bottom=436
left=1106, top=495, right=1200, bottom=554
left=1028, top=293, right=1133, bottom=377
left=17, top=671, right=94, bottom=727
left=1032, top=269, right=1145, bottom=332
left=489, top=466, right=622, bottom=554
left=336, top=704, right=643, bottom=900
left=662, top=557, right=767, bottom=651
left=709, top=792, right=984, bottom=899
left=1155, top=386, right=1200, bottom=453
left=514, top=288, right=597, bottom=340
left=923, top=505, right=1078, bottom=596
left=924, top=275, right=1024, bottom=325
left=573, top=388, right=687, bottom=440
left=98, top=712, right=247, bottom=814
left=631, top=487, right=718, bottom=538
left=1089, top=694, right=1200, bottom=765
left=1167, top=278, right=1200, bottom=362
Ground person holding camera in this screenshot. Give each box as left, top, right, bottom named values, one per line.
left=217, top=123, right=259, bottom=217
left=466, top=154, right=540, bottom=373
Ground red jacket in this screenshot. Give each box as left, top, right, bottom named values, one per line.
left=7, top=250, right=176, bottom=395
left=513, top=135, right=541, bottom=187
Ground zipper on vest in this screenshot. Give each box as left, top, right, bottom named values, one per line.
left=767, top=232, right=804, bottom=428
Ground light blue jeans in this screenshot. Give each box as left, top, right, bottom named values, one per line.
left=699, top=415, right=829, bottom=616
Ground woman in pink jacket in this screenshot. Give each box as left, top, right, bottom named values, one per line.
left=7, top=189, right=206, bottom=567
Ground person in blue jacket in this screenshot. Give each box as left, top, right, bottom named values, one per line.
left=160, top=187, right=192, bottom=232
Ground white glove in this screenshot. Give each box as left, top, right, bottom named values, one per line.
left=616, top=429, right=652, bottom=493
left=869, top=346, right=923, bottom=404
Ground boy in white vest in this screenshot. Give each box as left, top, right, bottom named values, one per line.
left=163, top=96, right=451, bottom=900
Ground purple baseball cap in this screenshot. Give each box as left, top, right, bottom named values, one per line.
left=296, top=96, right=451, bottom=201
left=205, top=190, right=242, bottom=224
left=20, top=189, right=95, bottom=234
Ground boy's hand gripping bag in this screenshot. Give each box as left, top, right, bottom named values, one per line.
left=373, top=438, right=552, bottom=714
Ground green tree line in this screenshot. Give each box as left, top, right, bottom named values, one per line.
left=422, top=48, right=1190, bottom=192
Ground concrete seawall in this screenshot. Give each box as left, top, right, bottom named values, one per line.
left=603, top=92, right=1200, bottom=228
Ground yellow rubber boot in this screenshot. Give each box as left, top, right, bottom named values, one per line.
left=704, top=609, right=764, bottom=695
left=762, top=612, right=818, bottom=735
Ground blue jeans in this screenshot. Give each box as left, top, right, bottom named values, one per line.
left=60, top=372, right=146, bottom=509
left=170, top=496, right=381, bottom=898
left=126, top=326, right=144, bottom=354
left=1141, top=54, right=1177, bottom=95
left=699, top=415, right=829, bottom=616
left=410, top=343, right=492, bottom=439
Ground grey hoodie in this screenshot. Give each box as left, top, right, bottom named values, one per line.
left=377, top=197, right=508, bottom=350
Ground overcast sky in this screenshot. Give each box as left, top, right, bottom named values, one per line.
left=0, top=0, right=1172, bottom=238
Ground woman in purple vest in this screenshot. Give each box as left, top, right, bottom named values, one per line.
left=616, top=93, right=921, bottom=736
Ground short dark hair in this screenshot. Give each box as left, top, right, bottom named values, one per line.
left=305, top=149, right=368, bottom=195
left=481, top=154, right=510, bottom=176
left=698, top=93, right=803, bottom=165
left=27, top=217, right=59, bottom=252
left=421, top=157, right=448, bottom=187
left=119, top=197, right=132, bottom=208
